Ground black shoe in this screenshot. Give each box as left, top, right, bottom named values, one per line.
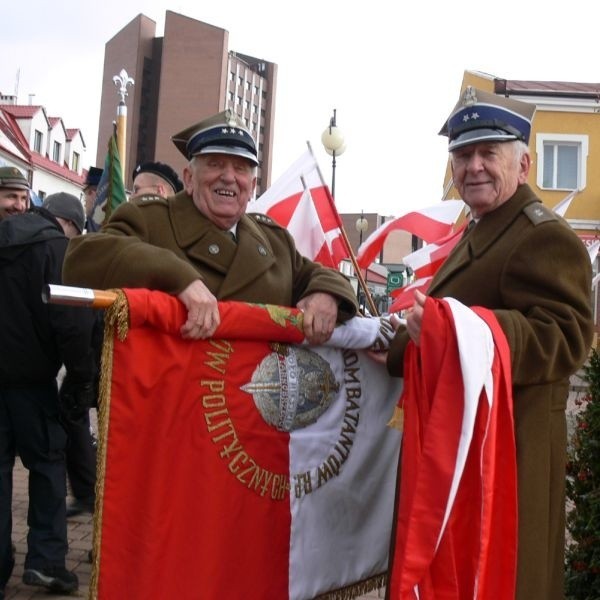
left=22, top=567, right=79, bottom=593
left=66, top=497, right=94, bottom=517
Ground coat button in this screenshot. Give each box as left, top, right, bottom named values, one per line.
left=208, top=244, right=220, bottom=255
left=257, top=245, right=267, bottom=256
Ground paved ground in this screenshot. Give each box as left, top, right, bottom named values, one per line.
left=5, top=457, right=93, bottom=599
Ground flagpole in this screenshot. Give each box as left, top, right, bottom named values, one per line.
left=112, top=69, right=134, bottom=186
left=308, top=142, right=378, bottom=316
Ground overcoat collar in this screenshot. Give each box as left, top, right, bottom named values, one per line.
left=428, top=184, right=539, bottom=295
left=168, top=192, right=276, bottom=296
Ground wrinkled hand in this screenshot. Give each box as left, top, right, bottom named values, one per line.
left=60, top=378, right=95, bottom=420
left=406, top=290, right=426, bottom=345
left=369, top=314, right=400, bottom=352
left=297, top=292, right=338, bottom=345
left=366, top=313, right=404, bottom=364
left=178, top=280, right=220, bottom=340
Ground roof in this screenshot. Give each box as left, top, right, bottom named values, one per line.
left=30, top=152, right=86, bottom=185
left=1, top=105, right=44, bottom=119
left=494, top=78, right=600, bottom=99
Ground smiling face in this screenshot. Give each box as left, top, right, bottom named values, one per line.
left=0, top=188, right=29, bottom=220
left=450, top=140, right=531, bottom=218
left=183, top=154, right=257, bottom=229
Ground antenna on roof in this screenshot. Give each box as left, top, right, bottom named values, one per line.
left=14, top=68, right=20, bottom=99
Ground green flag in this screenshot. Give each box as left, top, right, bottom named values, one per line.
left=91, top=133, right=127, bottom=229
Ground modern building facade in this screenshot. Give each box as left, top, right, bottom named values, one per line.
left=98, top=11, right=277, bottom=194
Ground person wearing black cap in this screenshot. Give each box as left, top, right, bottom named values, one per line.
left=63, top=109, right=357, bottom=344
left=82, top=167, right=103, bottom=232
left=0, top=184, right=96, bottom=595
left=132, top=161, right=183, bottom=198
left=385, top=87, right=593, bottom=600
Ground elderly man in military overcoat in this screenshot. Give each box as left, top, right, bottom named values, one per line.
left=386, top=88, right=594, bottom=600
left=63, top=110, right=357, bottom=343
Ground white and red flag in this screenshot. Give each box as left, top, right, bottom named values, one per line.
left=356, top=201, right=464, bottom=269
left=249, top=147, right=349, bottom=268
left=91, top=290, right=403, bottom=600
left=402, top=226, right=466, bottom=280
left=388, top=297, right=517, bottom=599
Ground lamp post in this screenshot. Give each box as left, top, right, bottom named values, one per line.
left=321, top=109, right=346, bottom=200
left=355, top=211, right=369, bottom=304
left=355, top=211, right=368, bottom=249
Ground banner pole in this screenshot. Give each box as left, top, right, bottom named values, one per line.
left=42, top=284, right=117, bottom=308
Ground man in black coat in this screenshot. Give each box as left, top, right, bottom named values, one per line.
left=0, top=169, right=96, bottom=597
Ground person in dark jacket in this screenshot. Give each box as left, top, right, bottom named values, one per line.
left=0, top=171, right=96, bottom=597
left=43, top=192, right=100, bottom=519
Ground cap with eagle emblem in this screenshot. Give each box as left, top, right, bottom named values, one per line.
left=171, top=109, right=258, bottom=166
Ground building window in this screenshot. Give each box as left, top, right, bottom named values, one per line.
left=53, top=141, right=61, bottom=163
left=72, top=152, right=80, bottom=172
left=536, top=133, right=588, bottom=191
left=34, top=130, right=43, bottom=153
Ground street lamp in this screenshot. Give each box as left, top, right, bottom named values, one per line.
left=355, top=211, right=368, bottom=249
left=355, top=211, right=369, bottom=305
left=321, top=109, right=346, bottom=200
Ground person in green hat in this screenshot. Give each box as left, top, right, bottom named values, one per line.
left=0, top=166, right=30, bottom=220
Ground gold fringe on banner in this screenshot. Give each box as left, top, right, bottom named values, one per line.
left=315, top=574, right=387, bottom=600
left=88, top=289, right=130, bottom=600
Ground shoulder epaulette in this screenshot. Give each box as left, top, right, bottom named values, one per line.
left=523, top=202, right=557, bottom=226
left=129, top=194, right=169, bottom=207
left=248, top=212, right=279, bottom=227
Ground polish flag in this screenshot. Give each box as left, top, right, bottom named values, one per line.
left=388, top=277, right=433, bottom=312
left=388, top=297, right=517, bottom=599
left=248, top=147, right=349, bottom=268
left=93, top=289, right=403, bottom=600
left=402, top=225, right=466, bottom=279
left=356, top=201, right=464, bottom=269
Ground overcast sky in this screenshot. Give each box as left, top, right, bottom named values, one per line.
left=2, top=0, right=599, bottom=217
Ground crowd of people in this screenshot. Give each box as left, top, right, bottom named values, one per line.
left=0, top=92, right=595, bottom=600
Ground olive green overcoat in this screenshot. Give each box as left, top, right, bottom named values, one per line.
left=63, top=191, right=357, bottom=319
left=387, top=184, right=594, bottom=600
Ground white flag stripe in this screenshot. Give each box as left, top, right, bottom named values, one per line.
left=552, top=189, right=579, bottom=217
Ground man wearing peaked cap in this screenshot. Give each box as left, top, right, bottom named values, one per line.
left=64, top=109, right=357, bottom=346
left=0, top=166, right=30, bottom=220
left=384, top=86, right=594, bottom=600
left=132, top=161, right=183, bottom=197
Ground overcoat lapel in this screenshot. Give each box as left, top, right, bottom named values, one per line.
left=168, top=195, right=276, bottom=297
left=428, top=185, right=539, bottom=296
left=219, top=216, right=276, bottom=296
